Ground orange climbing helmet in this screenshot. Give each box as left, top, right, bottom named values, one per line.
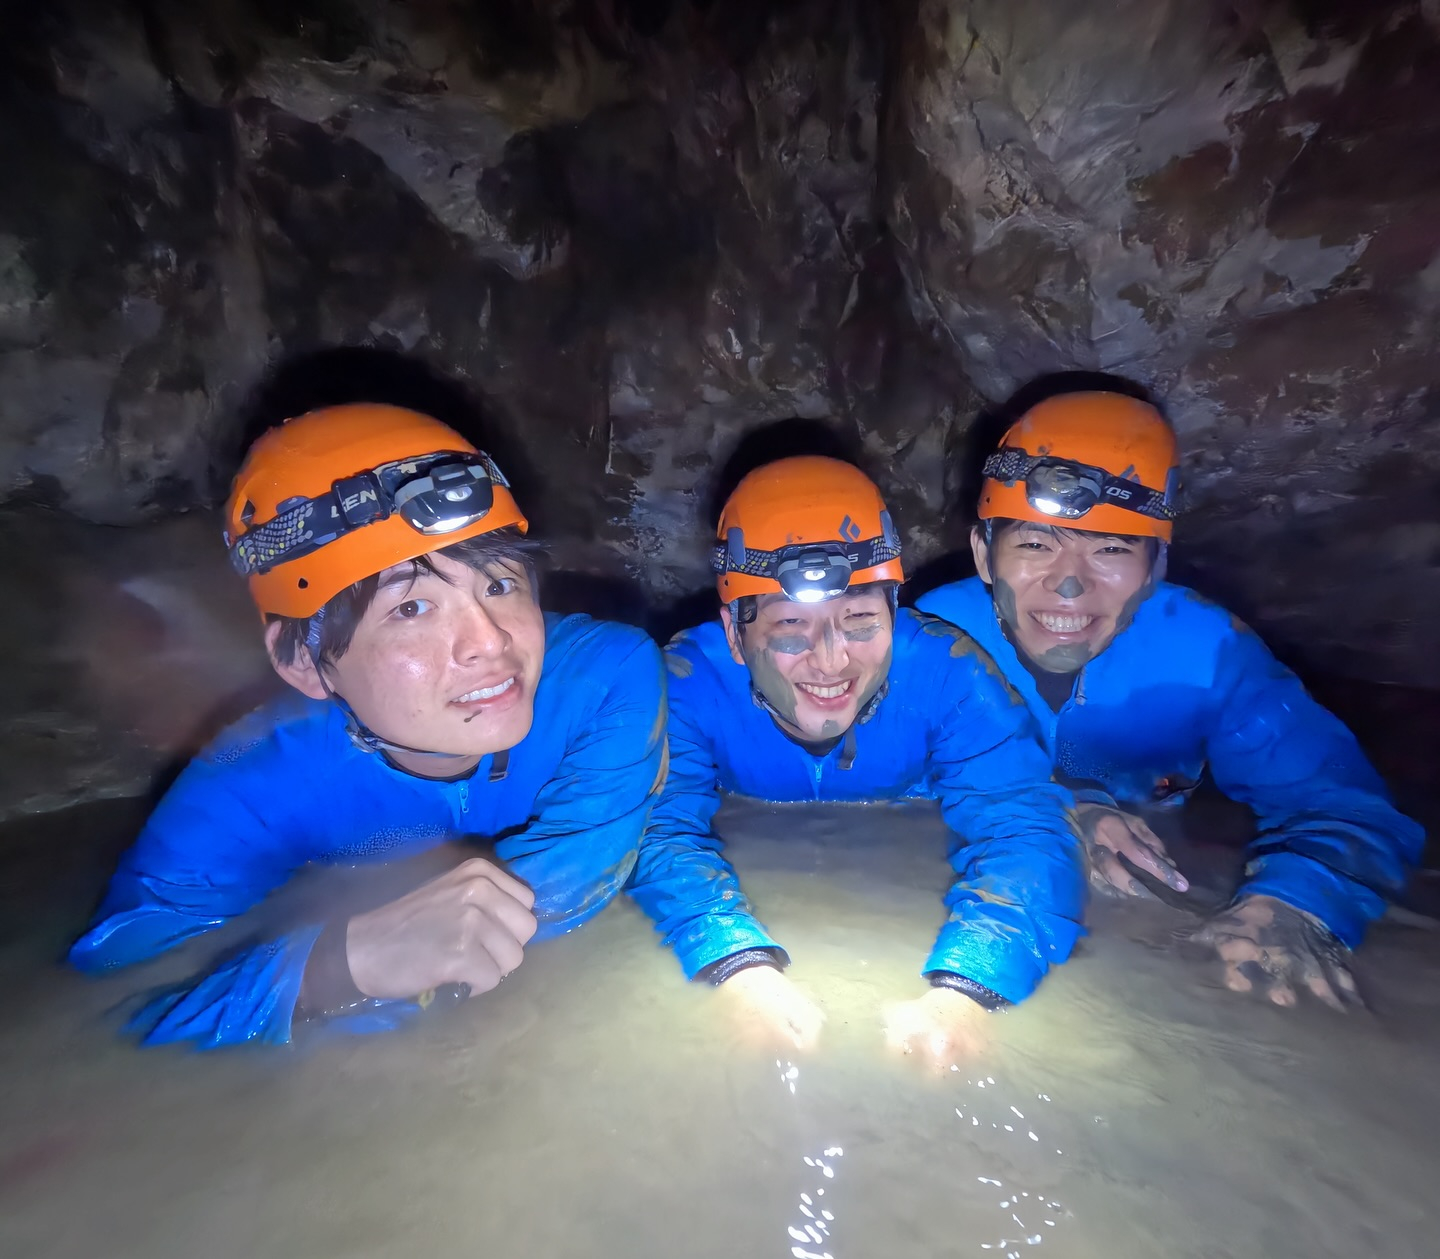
left=712, top=456, right=904, bottom=603
left=978, top=392, right=1180, bottom=541
left=225, top=403, right=528, bottom=619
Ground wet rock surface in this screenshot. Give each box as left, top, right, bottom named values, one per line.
left=0, top=507, right=275, bottom=822
left=0, top=1, right=1438, bottom=816
left=885, top=0, right=1440, bottom=685
left=1, top=0, right=966, bottom=614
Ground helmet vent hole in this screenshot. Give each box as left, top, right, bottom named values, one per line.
left=297, top=578, right=309, bottom=589
left=240, top=500, right=255, bottom=526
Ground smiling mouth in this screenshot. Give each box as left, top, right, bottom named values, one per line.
left=1032, top=613, right=1095, bottom=634
left=796, top=680, right=855, bottom=700
left=453, top=677, right=517, bottom=704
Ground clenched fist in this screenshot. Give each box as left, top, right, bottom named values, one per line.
left=345, top=857, right=537, bottom=1001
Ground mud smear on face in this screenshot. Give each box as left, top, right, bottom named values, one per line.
left=996, top=575, right=1156, bottom=674
left=742, top=633, right=802, bottom=727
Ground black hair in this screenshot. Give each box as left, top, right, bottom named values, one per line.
left=729, top=579, right=899, bottom=632
left=269, top=528, right=546, bottom=667
left=984, top=517, right=1159, bottom=555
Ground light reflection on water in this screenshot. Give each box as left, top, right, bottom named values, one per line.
left=777, top=1059, right=843, bottom=1258
left=952, top=1076, right=1070, bottom=1255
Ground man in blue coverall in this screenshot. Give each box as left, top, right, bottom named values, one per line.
left=626, top=456, right=1085, bottom=1060
left=918, top=390, right=1423, bottom=1010
left=70, top=402, right=666, bottom=1048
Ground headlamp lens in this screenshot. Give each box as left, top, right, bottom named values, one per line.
left=394, top=459, right=496, bottom=535
left=776, top=548, right=853, bottom=603
left=1025, top=459, right=1104, bottom=520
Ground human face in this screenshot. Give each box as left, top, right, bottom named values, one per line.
left=272, top=552, right=545, bottom=777
left=722, top=585, right=894, bottom=741
left=973, top=521, right=1154, bottom=672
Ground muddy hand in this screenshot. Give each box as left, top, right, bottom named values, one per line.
left=1189, top=894, right=1362, bottom=1011
left=721, top=967, right=826, bottom=1051
left=883, top=987, right=988, bottom=1067
left=1076, top=802, right=1188, bottom=899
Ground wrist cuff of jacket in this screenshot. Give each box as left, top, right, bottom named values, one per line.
left=925, top=970, right=1011, bottom=1012
left=696, top=946, right=791, bottom=986
left=298, top=919, right=369, bottom=1018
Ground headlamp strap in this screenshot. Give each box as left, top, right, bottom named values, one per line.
left=710, top=532, right=901, bottom=579
left=982, top=448, right=1175, bottom=522
left=230, top=451, right=506, bottom=577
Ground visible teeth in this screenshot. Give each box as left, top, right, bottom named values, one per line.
left=455, top=677, right=516, bottom=703
left=797, top=681, right=853, bottom=700
left=1035, top=613, right=1094, bottom=634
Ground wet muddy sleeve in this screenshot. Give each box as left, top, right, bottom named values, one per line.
left=1206, top=628, right=1424, bottom=947
left=493, top=633, right=669, bottom=941
left=625, top=651, right=781, bottom=979
left=924, top=643, right=1087, bottom=1005
left=66, top=752, right=326, bottom=1047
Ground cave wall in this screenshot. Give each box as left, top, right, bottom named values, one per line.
left=1, top=0, right=1438, bottom=688
left=886, top=0, right=1440, bottom=685
left=0, top=0, right=967, bottom=607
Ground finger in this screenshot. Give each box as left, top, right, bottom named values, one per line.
left=1087, top=814, right=1129, bottom=852
left=1289, top=948, right=1345, bottom=1013
left=882, top=1009, right=919, bottom=1055
left=1128, top=840, right=1190, bottom=891
left=922, top=1030, right=950, bottom=1066
left=450, top=944, right=504, bottom=996
left=1303, top=971, right=1346, bottom=1012
left=1221, top=959, right=1254, bottom=993
left=1321, top=957, right=1365, bottom=1011
left=1265, top=980, right=1297, bottom=1007
left=1213, top=935, right=1264, bottom=966
left=1188, top=920, right=1217, bottom=946
left=1332, top=963, right=1365, bottom=1006
left=455, top=857, right=536, bottom=909
left=1090, top=849, right=1145, bottom=898
left=463, top=881, right=540, bottom=945
left=463, top=910, right=526, bottom=984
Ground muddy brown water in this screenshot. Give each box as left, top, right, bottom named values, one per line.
left=1, top=795, right=1438, bottom=1259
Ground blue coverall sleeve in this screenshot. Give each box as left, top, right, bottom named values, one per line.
left=496, top=632, right=668, bottom=939
left=1205, top=626, right=1423, bottom=946
left=625, top=649, right=781, bottom=978
left=921, top=629, right=1086, bottom=1005
left=67, top=754, right=323, bottom=1049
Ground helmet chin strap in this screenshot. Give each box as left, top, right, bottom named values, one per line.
left=747, top=680, right=887, bottom=768
left=305, top=611, right=509, bottom=778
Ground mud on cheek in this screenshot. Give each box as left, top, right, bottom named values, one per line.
left=743, top=643, right=800, bottom=723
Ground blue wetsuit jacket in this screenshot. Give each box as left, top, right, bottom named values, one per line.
left=626, top=608, right=1084, bottom=1005
left=70, top=613, right=667, bottom=1049
left=916, top=578, right=1423, bottom=945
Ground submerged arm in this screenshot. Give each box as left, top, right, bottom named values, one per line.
left=626, top=648, right=786, bottom=978
left=920, top=624, right=1086, bottom=1006
left=68, top=754, right=325, bottom=1048
left=1206, top=628, right=1423, bottom=947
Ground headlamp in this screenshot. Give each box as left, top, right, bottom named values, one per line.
left=229, top=450, right=507, bottom=576
left=709, top=511, right=903, bottom=603
left=774, top=547, right=854, bottom=603
left=982, top=449, right=1175, bottom=525
left=392, top=459, right=495, bottom=535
